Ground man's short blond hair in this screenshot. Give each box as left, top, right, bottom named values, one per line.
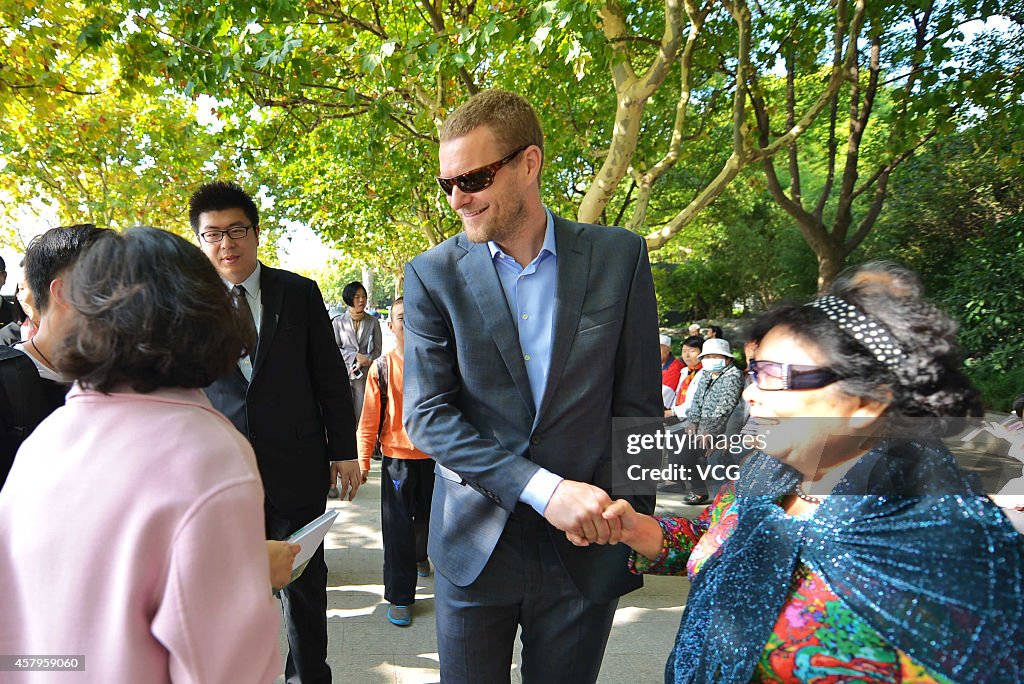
left=440, top=90, right=544, bottom=179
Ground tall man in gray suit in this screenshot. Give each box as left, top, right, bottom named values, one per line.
left=403, top=90, right=662, bottom=683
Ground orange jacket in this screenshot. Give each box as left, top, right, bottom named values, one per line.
left=357, top=350, right=431, bottom=471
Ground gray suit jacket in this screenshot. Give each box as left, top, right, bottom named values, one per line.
left=403, top=214, right=661, bottom=602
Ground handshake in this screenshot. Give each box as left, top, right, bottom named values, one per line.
left=543, top=480, right=644, bottom=549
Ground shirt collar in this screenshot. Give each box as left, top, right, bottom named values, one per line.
left=224, top=261, right=261, bottom=296
left=487, top=208, right=557, bottom=263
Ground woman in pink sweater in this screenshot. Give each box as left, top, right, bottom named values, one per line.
left=0, top=227, right=280, bottom=683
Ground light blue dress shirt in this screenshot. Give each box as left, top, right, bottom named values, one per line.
left=487, top=210, right=564, bottom=514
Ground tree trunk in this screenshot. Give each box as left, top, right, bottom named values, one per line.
left=815, top=242, right=846, bottom=292
left=361, top=266, right=374, bottom=305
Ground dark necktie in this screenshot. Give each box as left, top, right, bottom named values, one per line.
left=233, top=285, right=258, bottom=356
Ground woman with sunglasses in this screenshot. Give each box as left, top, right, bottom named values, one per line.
left=574, top=261, right=1023, bottom=682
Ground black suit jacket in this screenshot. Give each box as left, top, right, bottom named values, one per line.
left=205, top=264, right=357, bottom=513
left=0, top=297, right=17, bottom=327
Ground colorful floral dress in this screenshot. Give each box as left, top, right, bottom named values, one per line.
left=630, top=486, right=952, bottom=683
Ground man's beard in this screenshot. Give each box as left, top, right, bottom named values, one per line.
left=464, top=194, right=529, bottom=246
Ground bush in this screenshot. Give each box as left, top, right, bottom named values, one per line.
left=935, top=214, right=1024, bottom=409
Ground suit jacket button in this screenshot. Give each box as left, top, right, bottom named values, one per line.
left=531, top=436, right=540, bottom=445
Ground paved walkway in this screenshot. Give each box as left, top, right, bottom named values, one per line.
left=275, top=472, right=698, bottom=683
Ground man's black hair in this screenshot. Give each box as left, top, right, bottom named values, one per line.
left=188, top=181, right=259, bottom=233
left=23, top=224, right=107, bottom=313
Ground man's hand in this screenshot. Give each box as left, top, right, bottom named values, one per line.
left=543, top=480, right=620, bottom=545
left=566, top=500, right=664, bottom=559
left=266, top=540, right=301, bottom=590
left=330, top=460, right=362, bottom=501
left=360, top=468, right=369, bottom=484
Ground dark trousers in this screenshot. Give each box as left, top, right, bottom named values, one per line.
left=265, top=499, right=331, bottom=684
left=381, top=455, right=434, bottom=606
left=434, top=505, right=618, bottom=684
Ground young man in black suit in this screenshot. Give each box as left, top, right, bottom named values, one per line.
left=191, top=181, right=360, bottom=684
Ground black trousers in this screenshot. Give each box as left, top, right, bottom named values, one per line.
left=265, top=499, right=330, bottom=684
left=434, top=505, right=618, bottom=684
left=381, top=455, right=434, bottom=606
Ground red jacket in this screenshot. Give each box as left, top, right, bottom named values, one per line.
left=662, top=355, right=685, bottom=391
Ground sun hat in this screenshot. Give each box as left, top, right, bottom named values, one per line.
left=697, top=337, right=732, bottom=359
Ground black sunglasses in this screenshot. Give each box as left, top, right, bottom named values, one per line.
left=747, top=360, right=841, bottom=391
left=436, top=146, right=528, bottom=196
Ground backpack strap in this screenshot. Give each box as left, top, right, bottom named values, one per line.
left=373, top=355, right=389, bottom=455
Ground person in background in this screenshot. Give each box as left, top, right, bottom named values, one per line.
left=667, top=335, right=704, bottom=417
left=660, top=334, right=685, bottom=409
left=704, top=339, right=759, bottom=499
left=0, top=285, right=24, bottom=346
left=582, top=261, right=1023, bottom=682
left=706, top=325, right=723, bottom=340
left=331, top=280, right=384, bottom=488
left=357, top=297, right=434, bottom=627
left=332, top=280, right=383, bottom=428
left=680, top=337, right=743, bottom=505
left=687, top=323, right=701, bottom=338
left=0, top=256, right=16, bottom=327
left=0, top=227, right=281, bottom=683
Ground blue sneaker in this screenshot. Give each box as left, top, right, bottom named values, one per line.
left=387, top=604, right=412, bottom=627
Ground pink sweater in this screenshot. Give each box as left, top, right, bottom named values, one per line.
left=0, top=385, right=280, bottom=683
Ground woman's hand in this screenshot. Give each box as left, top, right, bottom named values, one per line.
left=356, top=352, right=371, bottom=368
left=267, top=540, right=301, bottom=590
left=569, top=497, right=638, bottom=544
left=566, top=499, right=665, bottom=559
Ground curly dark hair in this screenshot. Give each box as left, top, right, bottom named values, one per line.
left=342, top=281, right=366, bottom=307
left=188, top=181, right=259, bottom=233
left=53, top=227, right=256, bottom=393
left=748, top=261, right=982, bottom=420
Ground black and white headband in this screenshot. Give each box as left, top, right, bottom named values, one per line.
left=807, top=294, right=904, bottom=368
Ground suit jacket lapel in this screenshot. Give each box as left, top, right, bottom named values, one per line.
left=457, top=236, right=535, bottom=416
left=535, top=218, right=589, bottom=423
left=252, top=263, right=282, bottom=379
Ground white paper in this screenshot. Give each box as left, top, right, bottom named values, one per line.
left=286, top=509, right=339, bottom=581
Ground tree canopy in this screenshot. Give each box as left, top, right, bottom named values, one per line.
left=1, top=0, right=1020, bottom=405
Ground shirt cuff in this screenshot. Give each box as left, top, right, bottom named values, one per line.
left=519, top=468, right=564, bottom=516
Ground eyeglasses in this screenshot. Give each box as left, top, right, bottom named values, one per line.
left=747, top=360, right=841, bottom=391
left=200, top=225, right=253, bottom=243
left=436, top=146, right=528, bottom=196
